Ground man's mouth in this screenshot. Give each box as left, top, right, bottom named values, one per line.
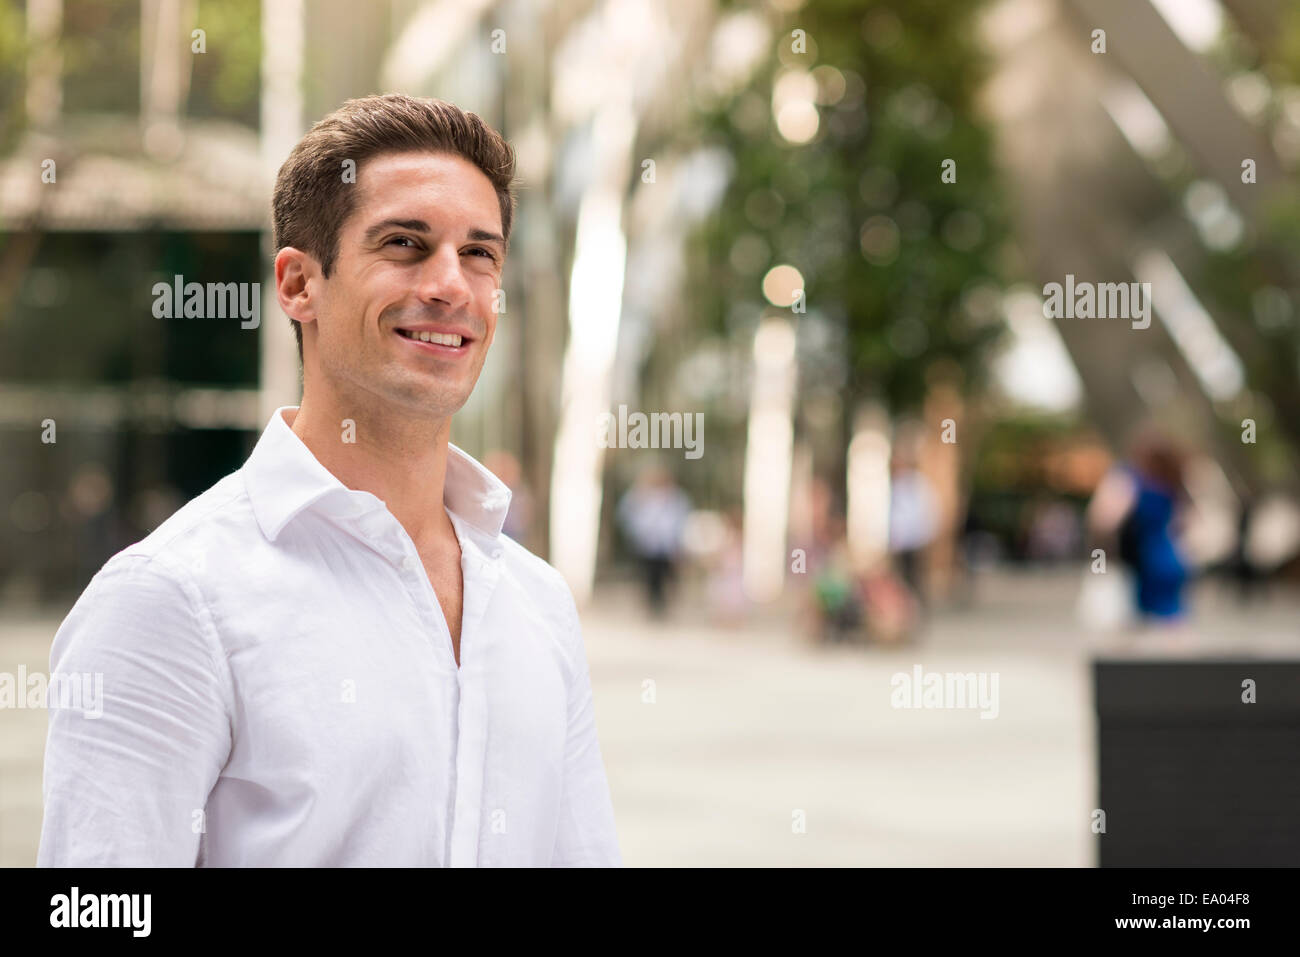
left=396, top=328, right=465, bottom=347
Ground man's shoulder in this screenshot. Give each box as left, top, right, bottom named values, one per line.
left=495, top=533, right=579, bottom=619
left=105, top=469, right=256, bottom=577
left=55, top=470, right=252, bottom=647
left=493, top=536, right=589, bottom=677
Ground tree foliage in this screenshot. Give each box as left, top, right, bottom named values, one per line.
left=685, top=0, right=1010, bottom=414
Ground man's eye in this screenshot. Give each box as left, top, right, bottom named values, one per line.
left=385, top=236, right=418, bottom=248
left=465, top=247, right=497, bottom=261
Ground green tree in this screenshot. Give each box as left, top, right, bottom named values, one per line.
left=684, top=0, right=1010, bottom=418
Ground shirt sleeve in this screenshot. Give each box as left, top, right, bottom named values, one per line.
left=550, top=590, right=622, bottom=867
left=37, top=554, right=233, bottom=867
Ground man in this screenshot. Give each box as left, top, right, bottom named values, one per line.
left=38, top=94, right=621, bottom=867
left=615, top=466, right=691, bottom=618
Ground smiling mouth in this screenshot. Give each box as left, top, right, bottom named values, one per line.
left=396, top=328, right=465, bottom=347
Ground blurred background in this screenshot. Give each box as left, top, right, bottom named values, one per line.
left=3, top=0, right=1300, bottom=866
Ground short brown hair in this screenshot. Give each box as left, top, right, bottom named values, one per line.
left=271, top=93, right=517, bottom=360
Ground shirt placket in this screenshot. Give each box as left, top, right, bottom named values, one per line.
left=445, top=519, right=502, bottom=867
left=367, top=507, right=503, bottom=867
left=344, top=502, right=465, bottom=864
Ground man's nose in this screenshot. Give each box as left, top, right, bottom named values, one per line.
left=416, top=244, right=472, bottom=309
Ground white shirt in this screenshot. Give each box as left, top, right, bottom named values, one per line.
left=37, top=407, right=621, bottom=867
left=888, top=470, right=939, bottom=552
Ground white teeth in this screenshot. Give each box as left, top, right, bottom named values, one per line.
left=400, top=330, right=463, bottom=347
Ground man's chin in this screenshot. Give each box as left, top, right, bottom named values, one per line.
left=381, top=375, right=474, bottom=420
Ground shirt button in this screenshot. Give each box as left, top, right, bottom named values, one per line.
left=401, top=555, right=417, bottom=572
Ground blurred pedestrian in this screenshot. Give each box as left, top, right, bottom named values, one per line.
left=1094, top=432, right=1191, bottom=623
left=1230, top=496, right=1262, bottom=604
left=809, top=519, right=862, bottom=643
left=616, top=466, right=691, bottom=618
left=705, top=508, right=748, bottom=627
left=888, top=454, right=939, bottom=603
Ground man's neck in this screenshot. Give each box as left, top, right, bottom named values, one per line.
left=288, top=392, right=455, bottom=552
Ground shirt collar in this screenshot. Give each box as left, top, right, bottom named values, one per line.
left=243, top=406, right=512, bottom=542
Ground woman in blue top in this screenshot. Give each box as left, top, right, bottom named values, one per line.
left=1122, top=437, right=1189, bottom=620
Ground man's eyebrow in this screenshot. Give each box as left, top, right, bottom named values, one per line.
left=466, top=228, right=506, bottom=247
left=362, top=219, right=430, bottom=245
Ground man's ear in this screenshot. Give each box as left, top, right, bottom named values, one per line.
left=274, top=247, right=320, bottom=327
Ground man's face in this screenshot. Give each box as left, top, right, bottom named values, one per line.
left=306, top=151, right=505, bottom=420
